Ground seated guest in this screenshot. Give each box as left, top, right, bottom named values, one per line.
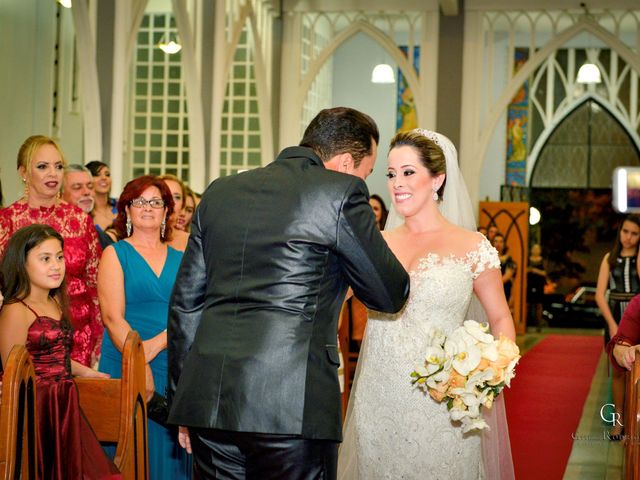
left=63, top=164, right=114, bottom=249
left=0, top=224, right=120, bottom=479
left=86, top=160, right=118, bottom=232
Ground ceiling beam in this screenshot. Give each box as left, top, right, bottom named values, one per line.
left=439, top=0, right=459, bottom=15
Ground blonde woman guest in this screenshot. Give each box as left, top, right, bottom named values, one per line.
left=0, top=135, right=103, bottom=367
left=176, top=187, right=198, bottom=233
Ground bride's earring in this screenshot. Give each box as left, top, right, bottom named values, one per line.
left=432, top=188, right=439, bottom=202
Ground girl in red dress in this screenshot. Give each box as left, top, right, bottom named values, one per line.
left=0, top=224, right=120, bottom=479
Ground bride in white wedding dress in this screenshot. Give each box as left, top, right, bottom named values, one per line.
left=338, top=129, right=516, bottom=480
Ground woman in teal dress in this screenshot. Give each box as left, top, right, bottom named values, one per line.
left=98, top=175, right=192, bottom=479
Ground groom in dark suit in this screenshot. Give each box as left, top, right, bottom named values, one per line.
left=167, top=107, right=410, bottom=479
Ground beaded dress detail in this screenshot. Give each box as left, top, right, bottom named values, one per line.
left=339, top=236, right=500, bottom=479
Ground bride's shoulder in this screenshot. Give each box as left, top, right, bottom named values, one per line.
left=445, top=225, right=489, bottom=251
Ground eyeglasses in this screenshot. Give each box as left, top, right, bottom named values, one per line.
left=130, top=197, right=165, bottom=209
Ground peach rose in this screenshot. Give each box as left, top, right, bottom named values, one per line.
left=492, top=335, right=520, bottom=370
left=428, top=386, right=447, bottom=402
left=448, top=370, right=466, bottom=390
left=471, top=357, right=491, bottom=376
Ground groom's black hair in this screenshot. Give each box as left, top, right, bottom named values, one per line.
left=300, top=107, right=379, bottom=166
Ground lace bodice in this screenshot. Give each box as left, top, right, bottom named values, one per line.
left=339, top=237, right=500, bottom=480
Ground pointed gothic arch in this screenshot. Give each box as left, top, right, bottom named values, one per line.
left=462, top=17, right=640, bottom=203
left=529, top=97, right=640, bottom=188
left=297, top=20, right=423, bottom=126
left=528, top=94, right=640, bottom=185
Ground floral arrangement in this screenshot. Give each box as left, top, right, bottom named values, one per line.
left=410, top=320, right=520, bottom=432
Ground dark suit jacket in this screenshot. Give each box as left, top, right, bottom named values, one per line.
left=167, top=146, right=409, bottom=441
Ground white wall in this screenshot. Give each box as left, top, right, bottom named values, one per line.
left=332, top=32, right=397, bottom=207
left=0, top=1, right=83, bottom=205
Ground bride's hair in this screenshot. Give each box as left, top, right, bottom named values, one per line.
left=389, top=130, right=447, bottom=198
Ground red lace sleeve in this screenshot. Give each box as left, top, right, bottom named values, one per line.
left=0, top=208, right=15, bottom=259
left=82, top=212, right=102, bottom=290
left=607, top=294, right=640, bottom=371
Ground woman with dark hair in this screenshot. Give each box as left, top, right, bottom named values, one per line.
left=0, top=135, right=103, bottom=367
left=595, top=214, right=640, bottom=440
left=98, top=175, right=191, bottom=479
left=492, top=233, right=517, bottom=303
left=369, top=194, right=388, bottom=230
left=0, top=224, right=118, bottom=479
left=86, top=160, right=118, bottom=231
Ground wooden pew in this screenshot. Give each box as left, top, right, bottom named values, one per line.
left=625, top=352, right=640, bottom=480
left=0, top=345, right=38, bottom=480
left=75, top=331, right=148, bottom=480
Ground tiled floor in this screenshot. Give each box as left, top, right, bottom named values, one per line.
left=517, top=327, right=624, bottom=479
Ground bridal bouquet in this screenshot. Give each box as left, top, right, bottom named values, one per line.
left=410, top=320, right=520, bottom=433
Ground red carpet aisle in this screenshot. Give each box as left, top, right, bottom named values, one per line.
left=503, top=335, right=602, bottom=480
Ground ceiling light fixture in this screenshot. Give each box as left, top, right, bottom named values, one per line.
left=576, top=62, right=601, bottom=84
left=158, top=34, right=182, bottom=55
left=371, top=64, right=395, bottom=84
left=576, top=3, right=601, bottom=85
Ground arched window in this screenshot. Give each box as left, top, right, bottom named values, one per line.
left=531, top=100, right=640, bottom=188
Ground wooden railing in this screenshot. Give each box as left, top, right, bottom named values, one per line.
left=625, top=352, right=640, bottom=480
left=0, top=345, right=38, bottom=480
left=75, top=330, right=148, bottom=480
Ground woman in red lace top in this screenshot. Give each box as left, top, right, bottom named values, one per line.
left=0, top=135, right=103, bottom=367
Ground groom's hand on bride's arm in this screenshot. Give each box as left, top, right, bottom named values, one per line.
left=337, top=181, right=409, bottom=313
left=178, top=426, right=192, bottom=454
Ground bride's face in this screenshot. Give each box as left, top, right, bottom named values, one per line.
left=386, top=145, right=442, bottom=218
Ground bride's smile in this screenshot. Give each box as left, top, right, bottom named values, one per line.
left=387, top=145, right=444, bottom=219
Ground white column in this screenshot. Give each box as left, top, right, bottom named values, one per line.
left=459, top=9, right=484, bottom=210
left=208, top=0, right=227, bottom=181
left=172, top=0, right=205, bottom=192
left=70, top=0, right=102, bottom=163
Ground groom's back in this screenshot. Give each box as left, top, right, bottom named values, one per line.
left=170, top=146, right=362, bottom=440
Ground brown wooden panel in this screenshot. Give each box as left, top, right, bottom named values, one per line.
left=479, top=201, right=529, bottom=335
left=75, top=331, right=148, bottom=480
left=0, top=345, right=37, bottom=480
left=75, top=378, right=122, bottom=442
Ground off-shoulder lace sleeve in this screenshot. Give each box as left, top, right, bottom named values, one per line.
left=470, top=236, right=500, bottom=279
